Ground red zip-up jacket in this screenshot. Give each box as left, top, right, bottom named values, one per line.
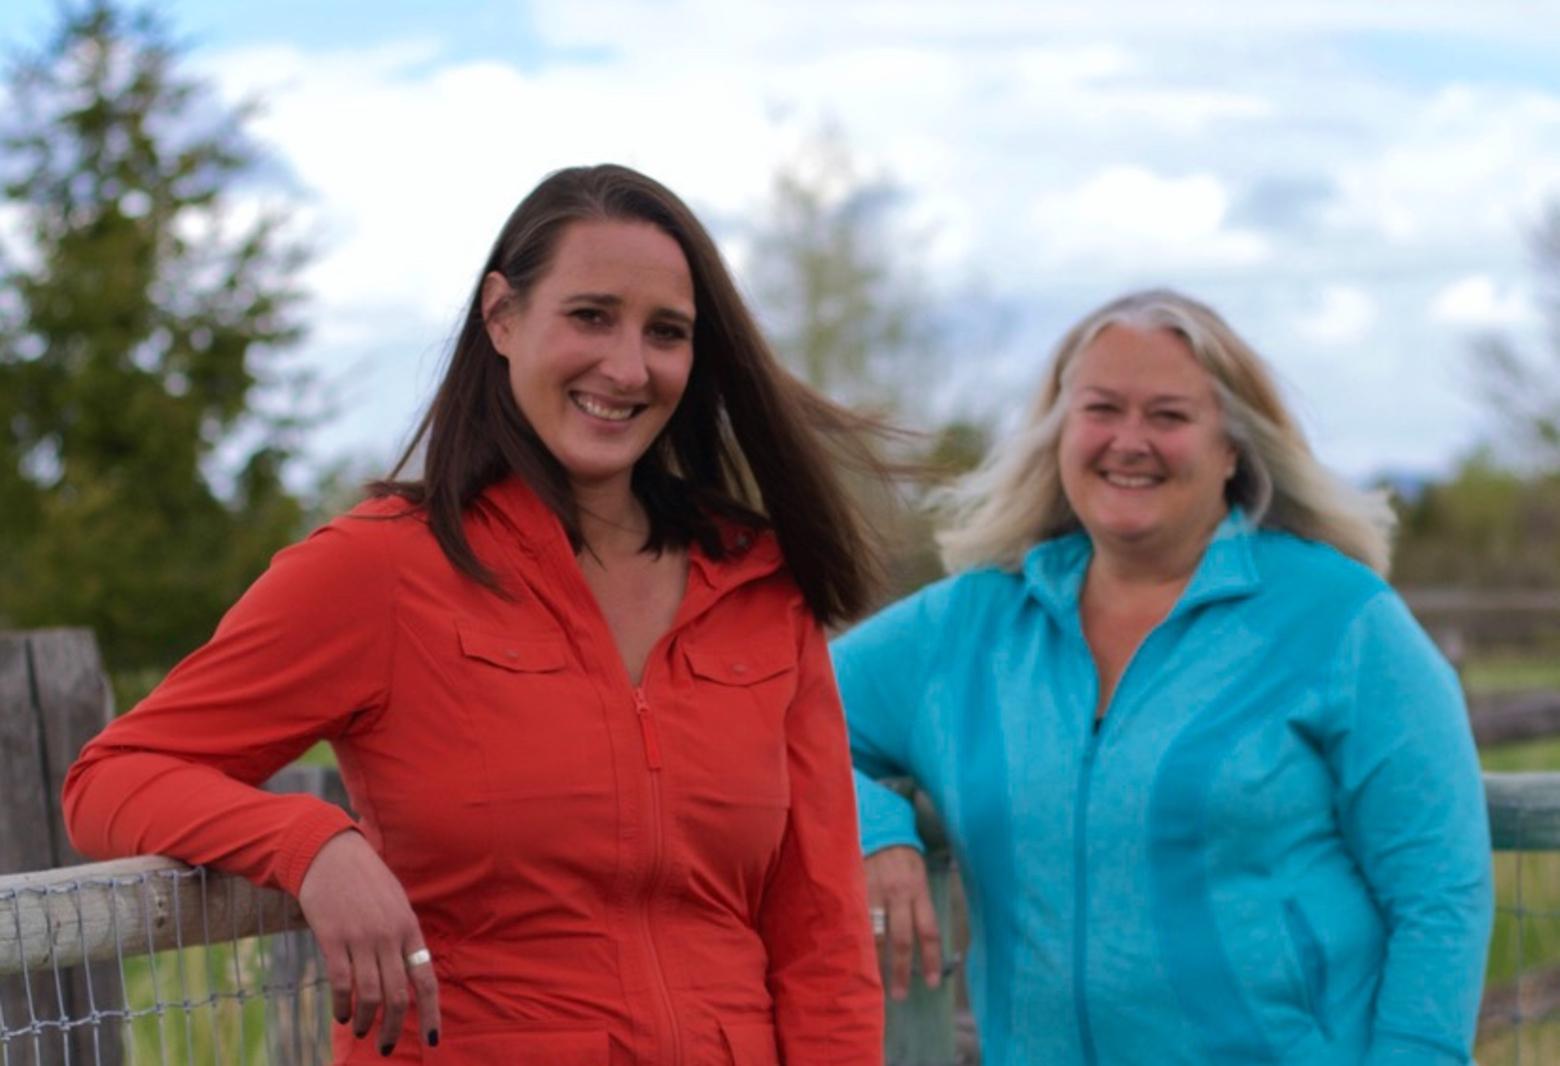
left=63, top=476, right=884, bottom=1064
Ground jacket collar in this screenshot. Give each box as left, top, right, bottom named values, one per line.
left=478, top=474, right=783, bottom=598
left=1020, top=507, right=1262, bottom=625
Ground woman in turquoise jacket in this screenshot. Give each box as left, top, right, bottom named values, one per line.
left=833, top=290, right=1493, bottom=1065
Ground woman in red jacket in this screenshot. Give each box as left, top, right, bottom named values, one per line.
left=63, top=164, right=886, bottom=1064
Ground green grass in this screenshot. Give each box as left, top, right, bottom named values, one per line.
left=1478, top=1014, right=1560, bottom=1066
left=296, top=741, right=337, bottom=768
left=1479, top=727, right=1560, bottom=1055
left=1465, top=655, right=1560, bottom=696
left=1484, top=735, right=1560, bottom=772
left=117, top=936, right=328, bottom=1062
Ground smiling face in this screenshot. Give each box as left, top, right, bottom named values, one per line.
left=483, top=219, right=696, bottom=498
left=1057, top=322, right=1237, bottom=564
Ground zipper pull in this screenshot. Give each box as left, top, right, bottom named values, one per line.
left=634, top=688, right=663, bottom=770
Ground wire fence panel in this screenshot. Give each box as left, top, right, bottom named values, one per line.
left=1479, top=772, right=1560, bottom=1065
left=6, top=774, right=1560, bottom=1065
left=0, top=859, right=330, bottom=1066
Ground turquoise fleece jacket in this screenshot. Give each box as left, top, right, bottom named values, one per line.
left=833, top=512, right=1493, bottom=1065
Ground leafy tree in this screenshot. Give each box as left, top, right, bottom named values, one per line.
left=1470, top=205, right=1560, bottom=469
left=748, top=131, right=988, bottom=601
left=0, top=1, right=309, bottom=674
left=1393, top=450, right=1560, bottom=589
left=749, top=129, right=937, bottom=412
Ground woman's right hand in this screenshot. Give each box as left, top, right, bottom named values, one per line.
left=297, top=830, right=441, bottom=1055
left=865, top=845, right=943, bottom=1001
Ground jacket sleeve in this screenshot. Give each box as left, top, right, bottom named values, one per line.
left=62, top=516, right=397, bottom=897
left=1329, top=592, right=1494, bottom=1065
left=759, top=615, right=885, bottom=1063
left=830, top=586, right=942, bottom=856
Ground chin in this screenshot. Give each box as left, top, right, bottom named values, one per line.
left=555, top=446, right=647, bottom=487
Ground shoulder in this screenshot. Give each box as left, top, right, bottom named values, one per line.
left=261, top=495, right=435, bottom=591
left=314, top=494, right=433, bottom=554
left=1245, top=527, right=1441, bottom=663
left=1249, top=527, right=1391, bottom=618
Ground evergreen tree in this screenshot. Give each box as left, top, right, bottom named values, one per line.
left=0, top=1, right=309, bottom=675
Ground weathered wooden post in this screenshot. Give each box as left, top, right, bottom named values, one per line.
left=881, top=780, right=962, bottom=1066
left=0, top=628, right=122, bottom=1063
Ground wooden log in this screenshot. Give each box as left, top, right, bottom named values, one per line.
left=879, top=779, right=960, bottom=1066
left=1401, top=588, right=1560, bottom=615
left=26, top=629, right=116, bottom=869
left=1486, top=772, right=1560, bottom=851
left=0, top=628, right=121, bottom=1063
left=0, top=856, right=307, bottom=977
left=1469, top=691, right=1560, bottom=747
left=0, top=634, right=56, bottom=877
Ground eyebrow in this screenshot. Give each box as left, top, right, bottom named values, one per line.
left=565, top=292, right=695, bottom=327
left=1077, top=385, right=1199, bottom=405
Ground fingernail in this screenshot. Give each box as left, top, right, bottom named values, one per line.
left=354, top=1026, right=370, bottom=1040
left=427, top=1029, right=440, bottom=1047
left=380, top=1044, right=393, bottom=1057
left=334, top=1011, right=350, bottom=1025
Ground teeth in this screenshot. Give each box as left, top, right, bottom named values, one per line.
left=571, top=393, right=636, bottom=421
left=1102, top=472, right=1158, bottom=488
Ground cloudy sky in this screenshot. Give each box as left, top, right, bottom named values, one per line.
left=5, top=0, right=1560, bottom=484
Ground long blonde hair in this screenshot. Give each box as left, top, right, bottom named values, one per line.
left=935, top=289, right=1396, bottom=575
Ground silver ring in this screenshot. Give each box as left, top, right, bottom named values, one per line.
left=404, top=947, right=433, bottom=968
left=869, top=907, right=887, bottom=937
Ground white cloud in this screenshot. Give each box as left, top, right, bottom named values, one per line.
left=1297, top=285, right=1378, bottom=346
left=532, top=0, right=1559, bottom=45
left=1029, top=166, right=1268, bottom=270
left=1429, top=275, right=1537, bottom=328
left=68, top=0, right=1556, bottom=481
left=1331, top=86, right=1560, bottom=247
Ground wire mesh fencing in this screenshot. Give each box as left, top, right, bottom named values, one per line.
left=1478, top=773, right=1560, bottom=1065
left=5, top=773, right=1560, bottom=1065
left=0, top=857, right=330, bottom=1066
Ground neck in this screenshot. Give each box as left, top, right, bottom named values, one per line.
left=573, top=478, right=650, bottom=558
left=1086, top=510, right=1225, bottom=592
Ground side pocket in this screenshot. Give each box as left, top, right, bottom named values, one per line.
left=1281, top=898, right=1334, bottom=1041
left=719, top=1018, right=781, bottom=1066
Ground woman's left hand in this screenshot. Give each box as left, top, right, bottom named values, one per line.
left=865, top=845, right=943, bottom=1000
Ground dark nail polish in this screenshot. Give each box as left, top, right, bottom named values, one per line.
left=334, top=1011, right=350, bottom=1026
left=427, top=1029, right=440, bottom=1048
left=354, top=1026, right=370, bottom=1040
left=380, top=1043, right=394, bottom=1057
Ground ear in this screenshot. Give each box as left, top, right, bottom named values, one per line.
left=480, top=271, right=517, bottom=355
left=1224, top=439, right=1239, bottom=481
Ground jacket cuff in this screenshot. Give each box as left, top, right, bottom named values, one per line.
left=857, top=779, right=924, bottom=856
left=279, top=807, right=360, bottom=896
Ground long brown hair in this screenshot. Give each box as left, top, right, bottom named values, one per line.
left=373, top=164, right=889, bottom=624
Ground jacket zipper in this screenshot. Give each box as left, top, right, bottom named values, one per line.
left=1073, top=726, right=1101, bottom=1066
left=1073, top=627, right=1154, bottom=1066
left=634, top=686, right=682, bottom=1064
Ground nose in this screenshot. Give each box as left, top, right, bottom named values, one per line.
left=598, top=330, right=651, bottom=392
left=1108, top=414, right=1153, bottom=458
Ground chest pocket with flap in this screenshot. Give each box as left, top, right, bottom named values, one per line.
left=454, top=621, right=605, bottom=803
left=456, top=623, right=567, bottom=673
